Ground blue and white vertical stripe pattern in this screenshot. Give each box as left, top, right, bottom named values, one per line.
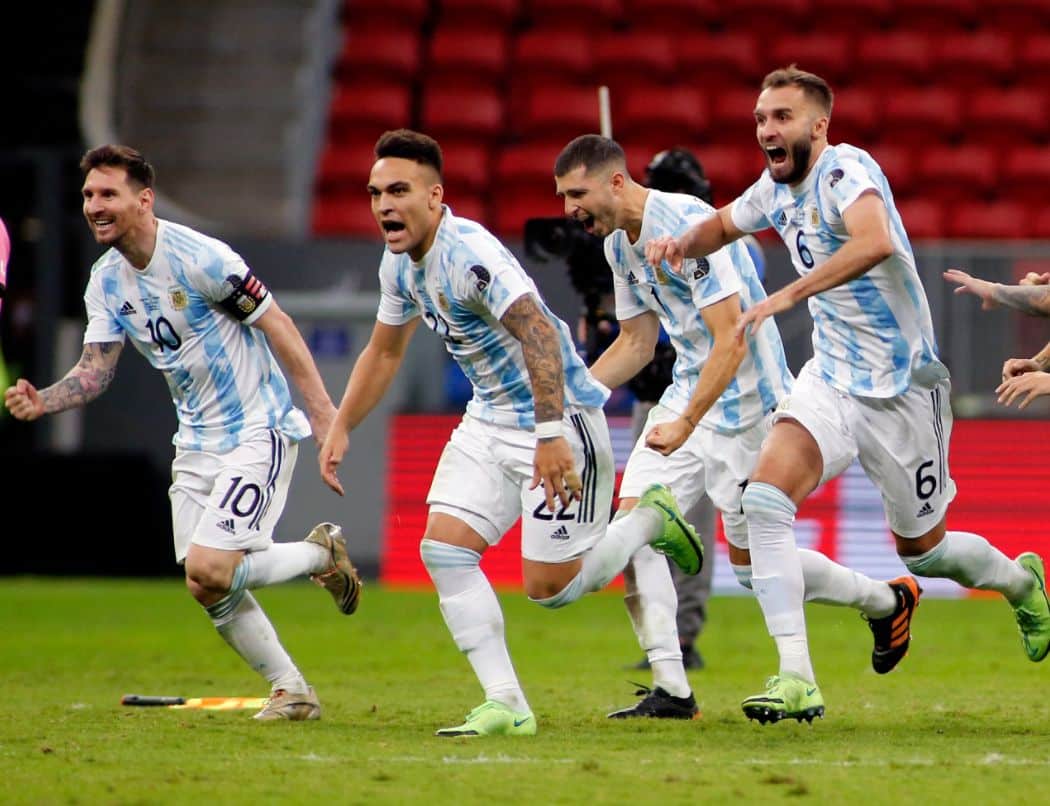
left=605, top=190, right=792, bottom=434
left=731, top=144, right=945, bottom=398
left=81, top=219, right=310, bottom=452
left=375, top=206, right=609, bottom=428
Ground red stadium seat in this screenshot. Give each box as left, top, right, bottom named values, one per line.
left=676, top=31, right=763, bottom=86
left=1030, top=205, right=1050, bottom=239
left=524, top=0, right=625, bottom=30
left=615, top=85, right=708, bottom=143
left=933, top=32, right=1016, bottom=87
left=719, top=0, right=812, bottom=35
left=435, top=0, right=523, bottom=29
left=827, top=88, right=879, bottom=146
left=947, top=202, right=1031, bottom=240
left=326, top=82, right=413, bottom=143
left=769, top=34, right=854, bottom=86
left=426, top=27, right=509, bottom=90
left=1001, top=146, right=1050, bottom=205
left=865, top=144, right=916, bottom=197
left=518, top=86, right=602, bottom=140
left=493, top=188, right=565, bottom=239
left=509, top=29, right=594, bottom=97
left=494, top=141, right=565, bottom=189
left=913, top=145, right=998, bottom=203
left=591, top=32, right=677, bottom=95
left=889, top=0, right=978, bottom=32
left=620, top=0, right=722, bottom=32
left=443, top=194, right=490, bottom=228
left=981, top=0, right=1050, bottom=33
left=315, top=139, right=378, bottom=195
left=312, top=195, right=381, bottom=237
left=342, top=0, right=431, bottom=30
left=808, top=0, right=893, bottom=31
left=334, top=29, right=421, bottom=84
left=1015, top=34, right=1050, bottom=86
left=420, top=85, right=505, bottom=141
left=969, top=88, right=1049, bottom=147
left=895, top=199, right=945, bottom=240
left=855, top=32, right=932, bottom=87
left=436, top=140, right=492, bottom=193
left=878, top=88, right=961, bottom=145
left=691, top=144, right=765, bottom=203
left=706, top=87, right=761, bottom=146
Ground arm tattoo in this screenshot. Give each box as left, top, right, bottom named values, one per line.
left=40, top=342, right=123, bottom=413
left=993, top=284, right=1050, bottom=317
left=500, top=295, right=564, bottom=425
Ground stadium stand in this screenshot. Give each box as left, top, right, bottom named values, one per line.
left=318, top=0, right=1050, bottom=239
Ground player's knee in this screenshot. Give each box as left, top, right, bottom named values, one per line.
left=740, top=482, right=796, bottom=524
left=184, top=561, right=233, bottom=596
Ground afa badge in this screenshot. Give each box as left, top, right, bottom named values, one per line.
left=437, top=291, right=450, bottom=312
left=168, top=286, right=188, bottom=311
left=654, top=264, right=669, bottom=284
left=810, top=207, right=820, bottom=228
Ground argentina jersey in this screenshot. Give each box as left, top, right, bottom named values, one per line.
left=605, top=190, right=792, bottom=434
left=82, top=219, right=310, bottom=452
left=731, top=144, right=946, bottom=397
left=376, top=206, right=609, bottom=428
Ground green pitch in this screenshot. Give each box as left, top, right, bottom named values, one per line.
left=1, top=578, right=1047, bottom=804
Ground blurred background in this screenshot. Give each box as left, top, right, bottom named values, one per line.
left=2, top=0, right=1049, bottom=588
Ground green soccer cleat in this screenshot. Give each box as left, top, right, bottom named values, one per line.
left=741, top=674, right=825, bottom=725
left=638, top=484, right=703, bottom=576
left=435, top=701, right=537, bottom=737
left=1014, top=552, right=1050, bottom=662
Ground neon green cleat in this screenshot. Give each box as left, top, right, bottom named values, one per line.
left=742, top=674, right=825, bottom=725
left=435, top=701, right=537, bottom=737
left=638, top=483, right=703, bottom=576
left=1014, top=553, right=1050, bottom=662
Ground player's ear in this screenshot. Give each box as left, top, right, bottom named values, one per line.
left=428, top=182, right=444, bottom=210
left=139, top=187, right=155, bottom=213
left=813, top=113, right=829, bottom=140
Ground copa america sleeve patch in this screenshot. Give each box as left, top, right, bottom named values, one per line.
left=219, top=270, right=269, bottom=320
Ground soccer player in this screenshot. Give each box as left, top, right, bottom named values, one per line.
left=944, top=268, right=1050, bottom=409
left=3, top=145, right=361, bottom=721
left=646, top=66, right=1050, bottom=724
left=319, top=129, right=702, bottom=736
left=555, top=134, right=921, bottom=720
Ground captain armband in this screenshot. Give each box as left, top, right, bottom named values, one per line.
left=218, top=270, right=269, bottom=321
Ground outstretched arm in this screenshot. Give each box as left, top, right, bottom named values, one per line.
left=253, top=300, right=337, bottom=448
left=645, top=205, right=743, bottom=274
left=4, top=340, right=123, bottom=420
left=501, top=294, right=580, bottom=512
left=319, top=318, right=418, bottom=495
left=944, top=268, right=1050, bottom=317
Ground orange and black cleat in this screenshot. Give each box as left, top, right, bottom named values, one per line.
left=867, top=576, right=922, bottom=674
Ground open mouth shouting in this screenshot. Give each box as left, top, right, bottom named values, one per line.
left=765, top=146, right=788, bottom=169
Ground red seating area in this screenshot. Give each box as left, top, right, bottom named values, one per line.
left=314, top=0, right=1050, bottom=240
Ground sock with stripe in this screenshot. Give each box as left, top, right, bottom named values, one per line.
left=420, top=539, right=530, bottom=714
left=741, top=482, right=815, bottom=684
left=903, top=531, right=1033, bottom=604
left=206, top=590, right=308, bottom=693
left=230, top=543, right=329, bottom=591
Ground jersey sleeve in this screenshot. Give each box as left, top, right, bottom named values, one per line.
left=823, top=157, right=881, bottom=219
left=456, top=255, right=533, bottom=321
left=687, top=246, right=742, bottom=311
left=604, top=237, right=648, bottom=321
left=82, top=271, right=125, bottom=345
left=376, top=253, right=420, bottom=325
left=730, top=177, right=773, bottom=234
left=193, top=247, right=272, bottom=325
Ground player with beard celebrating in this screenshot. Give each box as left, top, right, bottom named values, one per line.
left=646, top=66, right=1050, bottom=724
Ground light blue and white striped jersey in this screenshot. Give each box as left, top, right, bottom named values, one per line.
left=377, top=206, right=609, bottom=429
left=82, top=218, right=310, bottom=452
left=731, top=144, right=946, bottom=398
left=606, top=190, right=792, bottom=434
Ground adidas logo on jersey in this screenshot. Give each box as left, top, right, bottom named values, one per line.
left=626, top=271, right=639, bottom=285
left=119, top=300, right=137, bottom=316
left=915, top=501, right=935, bottom=518
left=549, top=525, right=570, bottom=541
left=216, top=518, right=236, bottom=534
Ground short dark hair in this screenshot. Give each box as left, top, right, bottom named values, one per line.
left=762, top=65, right=834, bottom=115
left=374, top=129, right=443, bottom=179
left=80, top=144, right=155, bottom=189
left=554, top=134, right=627, bottom=178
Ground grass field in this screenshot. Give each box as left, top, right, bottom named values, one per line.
left=2, top=577, right=1047, bottom=805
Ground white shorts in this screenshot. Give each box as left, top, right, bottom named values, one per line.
left=169, top=429, right=298, bottom=563
left=427, top=408, right=615, bottom=564
left=619, top=404, right=770, bottom=549
left=773, top=360, right=957, bottom=538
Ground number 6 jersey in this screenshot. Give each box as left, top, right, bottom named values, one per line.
left=82, top=218, right=310, bottom=452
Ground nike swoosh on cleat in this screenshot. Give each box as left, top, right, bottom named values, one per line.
left=513, top=717, right=531, bottom=727
left=805, top=688, right=817, bottom=696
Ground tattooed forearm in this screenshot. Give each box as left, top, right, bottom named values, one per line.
left=40, top=341, right=123, bottom=413
left=993, top=284, right=1050, bottom=317
left=501, top=295, right=564, bottom=425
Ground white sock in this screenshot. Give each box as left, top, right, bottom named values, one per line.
left=234, top=543, right=328, bottom=590
left=903, top=531, right=1033, bottom=604
left=206, top=590, right=307, bottom=693
left=624, top=545, right=690, bottom=698
left=798, top=549, right=898, bottom=618
left=420, top=539, right=530, bottom=714
left=579, top=506, right=662, bottom=592
left=742, top=482, right=814, bottom=684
